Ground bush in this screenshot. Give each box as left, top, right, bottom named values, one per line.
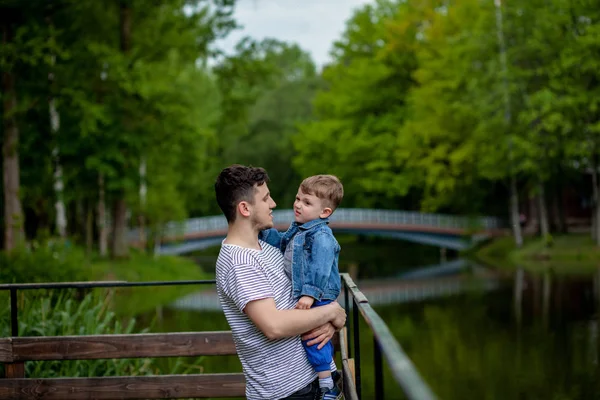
left=0, top=239, right=88, bottom=284
left=0, top=290, right=204, bottom=378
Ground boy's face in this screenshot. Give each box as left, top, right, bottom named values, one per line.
left=293, top=189, right=331, bottom=224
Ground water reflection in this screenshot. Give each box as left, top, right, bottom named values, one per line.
left=171, top=260, right=500, bottom=311
left=384, top=267, right=600, bottom=400
left=148, top=259, right=600, bottom=399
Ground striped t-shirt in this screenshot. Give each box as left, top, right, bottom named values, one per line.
left=215, top=240, right=334, bottom=399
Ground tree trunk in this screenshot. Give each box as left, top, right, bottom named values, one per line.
left=50, top=107, right=67, bottom=236
left=555, top=164, right=567, bottom=233
left=49, top=73, right=67, bottom=237
left=85, top=200, right=93, bottom=257
left=120, top=1, right=131, bottom=55
left=538, top=181, right=550, bottom=242
left=595, top=187, right=600, bottom=247
left=593, top=165, right=597, bottom=241
left=593, top=157, right=600, bottom=246
left=108, top=0, right=132, bottom=259
left=494, top=0, right=522, bottom=248
left=153, top=229, right=161, bottom=258
left=97, top=174, right=108, bottom=257
left=510, top=175, right=523, bottom=248
left=47, top=10, right=67, bottom=239
left=527, top=195, right=537, bottom=234
left=110, top=198, right=129, bottom=258
left=2, top=23, right=25, bottom=251
left=139, top=157, right=147, bottom=246
left=76, top=199, right=85, bottom=239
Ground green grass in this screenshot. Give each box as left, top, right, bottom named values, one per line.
left=0, top=290, right=207, bottom=379
left=472, top=234, right=600, bottom=274
left=90, top=249, right=211, bottom=316
left=0, top=241, right=212, bottom=318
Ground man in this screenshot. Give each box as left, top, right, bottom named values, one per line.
left=214, top=164, right=346, bottom=400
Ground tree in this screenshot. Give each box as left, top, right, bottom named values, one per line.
left=214, top=37, right=320, bottom=204
left=295, top=0, right=420, bottom=208
left=0, top=1, right=54, bottom=250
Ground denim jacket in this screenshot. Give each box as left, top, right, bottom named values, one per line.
left=259, top=218, right=341, bottom=301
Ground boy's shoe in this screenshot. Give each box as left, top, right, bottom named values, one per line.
left=332, top=370, right=343, bottom=393
left=317, top=386, right=343, bottom=400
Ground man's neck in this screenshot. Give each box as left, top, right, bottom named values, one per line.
left=224, top=223, right=261, bottom=250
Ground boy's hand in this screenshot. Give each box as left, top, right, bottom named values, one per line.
left=295, top=296, right=314, bottom=309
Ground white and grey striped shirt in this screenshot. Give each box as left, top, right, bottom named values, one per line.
left=216, top=240, right=334, bottom=399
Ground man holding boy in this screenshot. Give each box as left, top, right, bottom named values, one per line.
left=214, top=165, right=346, bottom=400
left=260, top=175, right=344, bottom=399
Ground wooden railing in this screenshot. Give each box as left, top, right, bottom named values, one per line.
left=0, top=331, right=246, bottom=399
left=0, top=332, right=343, bottom=399
left=0, top=277, right=436, bottom=399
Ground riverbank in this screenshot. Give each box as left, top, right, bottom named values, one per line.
left=0, top=242, right=209, bottom=317
left=472, top=234, right=600, bottom=274
left=92, top=250, right=210, bottom=316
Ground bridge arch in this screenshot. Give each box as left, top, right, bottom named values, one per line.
left=130, top=209, right=503, bottom=255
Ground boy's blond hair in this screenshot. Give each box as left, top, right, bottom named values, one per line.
left=299, top=175, right=344, bottom=210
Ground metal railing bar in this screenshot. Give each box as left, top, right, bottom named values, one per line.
left=342, top=359, right=360, bottom=400
left=344, top=284, right=352, bottom=359
left=341, top=274, right=369, bottom=304
left=352, top=298, right=362, bottom=399
left=0, top=280, right=216, bottom=291
left=358, top=302, right=437, bottom=400
left=340, top=273, right=437, bottom=400
left=374, top=336, right=384, bottom=399
left=10, top=288, right=18, bottom=336
left=339, top=327, right=359, bottom=400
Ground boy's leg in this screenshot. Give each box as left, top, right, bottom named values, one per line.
left=302, top=300, right=336, bottom=390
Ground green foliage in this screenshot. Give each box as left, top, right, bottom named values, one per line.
left=1, top=0, right=237, bottom=253
left=290, top=0, right=600, bottom=228
left=295, top=0, right=417, bottom=208
left=0, top=239, right=88, bottom=283
left=214, top=37, right=321, bottom=205
left=474, top=235, right=600, bottom=273
left=93, top=251, right=210, bottom=316
left=0, top=290, right=205, bottom=378
left=4, top=0, right=600, bottom=257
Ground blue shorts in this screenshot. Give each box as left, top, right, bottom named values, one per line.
left=301, top=299, right=334, bottom=372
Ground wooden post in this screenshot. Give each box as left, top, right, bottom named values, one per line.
left=5, top=362, right=25, bottom=378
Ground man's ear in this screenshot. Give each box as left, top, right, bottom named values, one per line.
left=319, top=208, right=333, bottom=219
left=238, top=201, right=251, bottom=218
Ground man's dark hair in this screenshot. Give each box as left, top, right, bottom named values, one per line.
left=215, top=165, right=270, bottom=223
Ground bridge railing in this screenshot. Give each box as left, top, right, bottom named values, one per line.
left=341, top=273, right=437, bottom=400
left=130, top=208, right=502, bottom=241
left=0, top=277, right=437, bottom=400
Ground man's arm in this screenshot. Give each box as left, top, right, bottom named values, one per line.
left=244, top=297, right=345, bottom=340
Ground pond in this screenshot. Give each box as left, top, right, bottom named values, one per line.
left=142, top=238, right=600, bottom=399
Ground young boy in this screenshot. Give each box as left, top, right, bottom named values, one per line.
left=260, top=174, right=344, bottom=400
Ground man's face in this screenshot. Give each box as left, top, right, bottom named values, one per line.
left=250, top=183, right=276, bottom=231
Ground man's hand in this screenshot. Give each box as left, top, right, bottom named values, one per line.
left=301, top=323, right=335, bottom=350
left=328, top=302, right=346, bottom=330
left=295, top=296, right=315, bottom=310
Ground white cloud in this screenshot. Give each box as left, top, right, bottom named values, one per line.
left=215, top=0, right=373, bottom=68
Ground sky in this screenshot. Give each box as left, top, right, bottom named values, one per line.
left=214, top=0, right=374, bottom=68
